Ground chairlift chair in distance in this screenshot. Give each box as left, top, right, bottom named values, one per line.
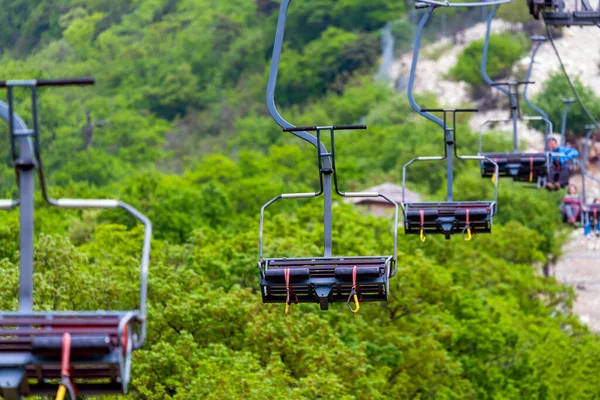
left=0, top=79, right=152, bottom=400
left=579, top=125, right=600, bottom=227
left=529, top=0, right=600, bottom=26
left=258, top=0, right=399, bottom=313
left=401, top=0, right=506, bottom=241
left=479, top=20, right=552, bottom=188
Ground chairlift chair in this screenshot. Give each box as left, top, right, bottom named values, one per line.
left=259, top=0, right=399, bottom=313
left=478, top=24, right=553, bottom=188
left=0, top=79, right=152, bottom=400
left=579, top=125, right=600, bottom=227
left=529, top=0, right=600, bottom=25
left=402, top=0, right=507, bottom=241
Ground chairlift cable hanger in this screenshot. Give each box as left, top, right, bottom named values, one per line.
left=259, top=0, right=399, bottom=313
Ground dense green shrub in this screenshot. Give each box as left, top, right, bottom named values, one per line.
left=528, top=72, right=600, bottom=135
left=450, top=32, right=530, bottom=95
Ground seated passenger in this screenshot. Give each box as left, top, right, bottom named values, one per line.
left=584, top=198, right=600, bottom=238
left=560, top=184, right=581, bottom=225
left=546, top=137, right=579, bottom=191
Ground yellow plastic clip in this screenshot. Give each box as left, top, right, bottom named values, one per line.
left=419, top=229, right=426, bottom=242
left=529, top=170, right=533, bottom=183
left=56, top=385, right=66, bottom=400
left=464, top=227, right=472, bottom=241
left=349, top=294, right=360, bottom=314
left=491, top=173, right=496, bottom=184
left=285, top=302, right=290, bottom=315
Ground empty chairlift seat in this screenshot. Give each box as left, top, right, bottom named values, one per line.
left=0, top=312, right=140, bottom=398
left=480, top=152, right=548, bottom=182
left=0, top=78, right=152, bottom=399
left=260, top=257, right=393, bottom=311
left=404, top=201, right=494, bottom=240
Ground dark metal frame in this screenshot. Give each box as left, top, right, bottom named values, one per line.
left=259, top=0, right=399, bottom=311
left=0, top=79, right=152, bottom=399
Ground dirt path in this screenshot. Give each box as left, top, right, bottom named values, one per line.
left=554, top=230, right=600, bottom=332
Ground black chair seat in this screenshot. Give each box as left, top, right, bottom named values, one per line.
left=480, top=152, right=548, bottom=180
left=0, top=313, right=136, bottom=396
left=260, top=257, right=392, bottom=310
left=404, top=202, right=493, bottom=238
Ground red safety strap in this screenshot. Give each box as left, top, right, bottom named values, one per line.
left=284, top=268, right=298, bottom=314
left=526, top=156, right=536, bottom=183
left=419, top=210, right=424, bottom=228
left=466, top=209, right=470, bottom=226
left=530, top=157, right=533, bottom=171
left=122, top=324, right=129, bottom=356
left=61, top=333, right=71, bottom=378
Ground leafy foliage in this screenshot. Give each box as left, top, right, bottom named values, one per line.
left=528, top=72, right=600, bottom=135
left=450, top=32, right=530, bottom=96
left=0, top=1, right=598, bottom=399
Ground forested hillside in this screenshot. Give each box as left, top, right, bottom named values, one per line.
left=0, top=1, right=599, bottom=399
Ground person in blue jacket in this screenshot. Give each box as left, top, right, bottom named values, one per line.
left=546, top=137, right=579, bottom=191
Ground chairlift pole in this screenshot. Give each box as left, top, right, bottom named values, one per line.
left=0, top=92, right=34, bottom=313
left=560, top=98, right=576, bottom=146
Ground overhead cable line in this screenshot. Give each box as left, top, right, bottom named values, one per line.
left=544, top=22, right=600, bottom=131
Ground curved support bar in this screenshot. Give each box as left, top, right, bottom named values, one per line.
left=343, top=192, right=379, bottom=197
left=34, top=196, right=152, bottom=348
left=416, top=156, right=445, bottom=161
left=0, top=200, right=19, bottom=210
left=402, top=157, right=439, bottom=204
left=408, top=7, right=445, bottom=129
left=458, top=155, right=486, bottom=160
left=415, top=0, right=512, bottom=7
left=281, top=192, right=318, bottom=199
left=0, top=101, right=28, bottom=131
left=55, top=199, right=120, bottom=208
left=259, top=195, right=283, bottom=261
left=117, top=202, right=151, bottom=348
left=521, top=116, right=543, bottom=121
left=266, top=0, right=330, bottom=161
left=478, top=118, right=512, bottom=153
left=483, top=157, right=500, bottom=210
left=378, top=194, right=399, bottom=271
left=116, top=311, right=141, bottom=353
left=481, top=5, right=509, bottom=97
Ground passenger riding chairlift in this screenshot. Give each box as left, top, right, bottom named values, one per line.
left=400, top=0, right=507, bottom=242
left=0, top=79, right=152, bottom=400
left=479, top=14, right=553, bottom=187
left=578, top=125, right=600, bottom=227
left=258, top=0, right=399, bottom=313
